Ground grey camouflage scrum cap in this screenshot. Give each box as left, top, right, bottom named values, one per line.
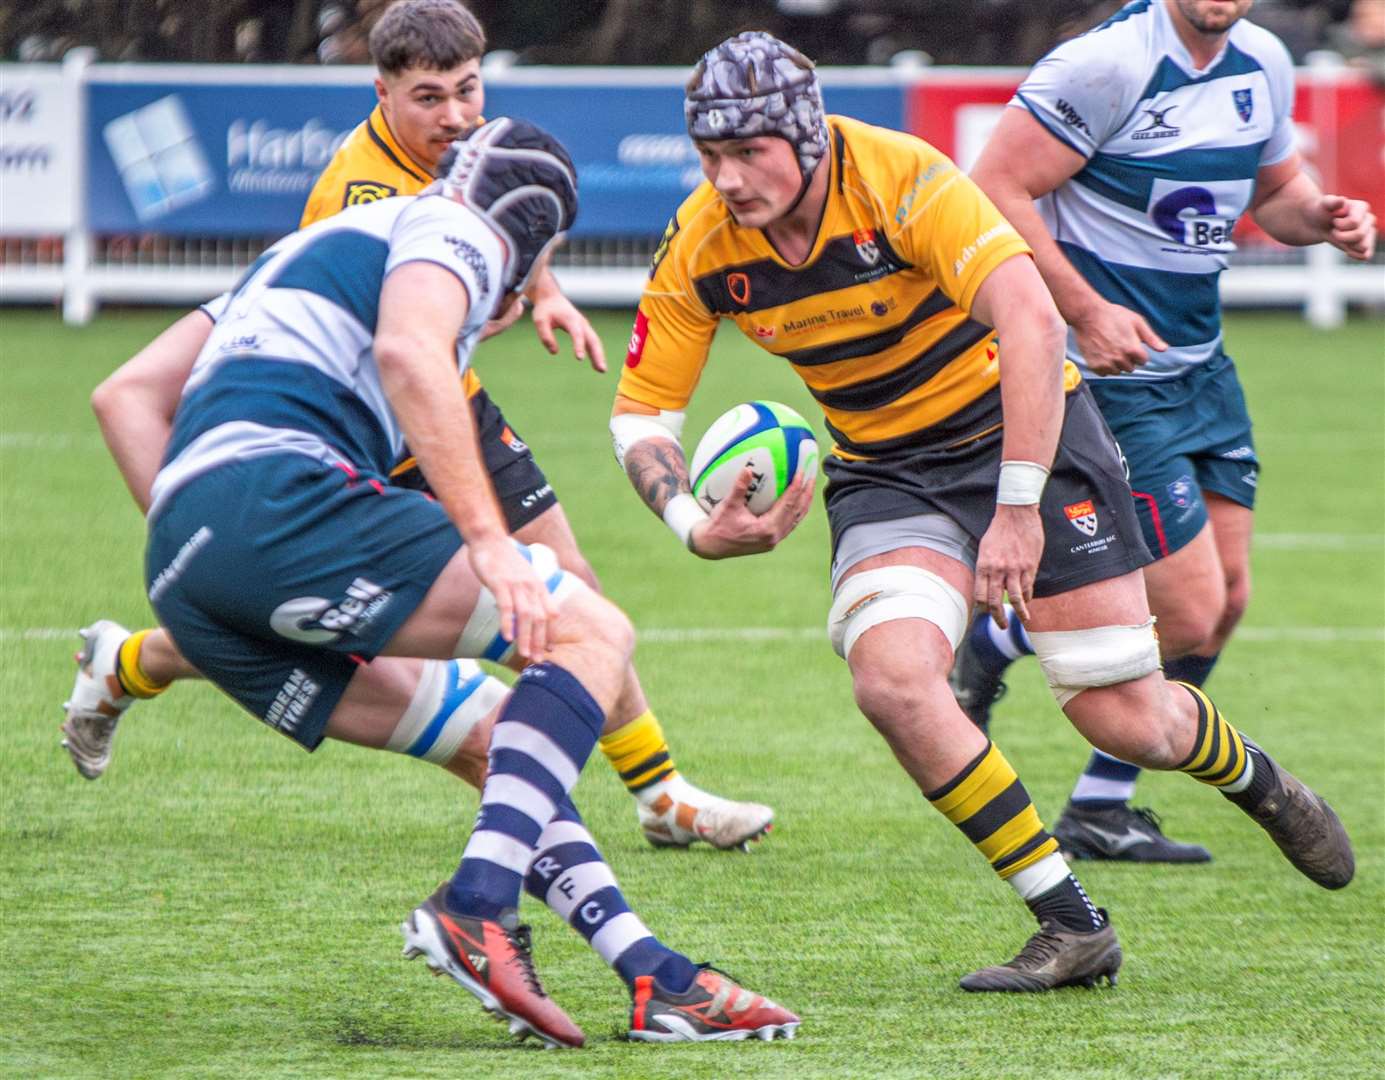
left=684, top=31, right=828, bottom=185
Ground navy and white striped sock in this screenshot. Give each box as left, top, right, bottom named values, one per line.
left=526, top=797, right=697, bottom=993
left=447, top=662, right=605, bottom=920
left=1070, top=750, right=1141, bottom=807
left=973, top=606, right=1034, bottom=675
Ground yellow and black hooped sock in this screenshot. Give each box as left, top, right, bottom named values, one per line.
left=1172, top=682, right=1250, bottom=789
left=116, top=629, right=170, bottom=699
left=1172, top=682, right=1273, bottom=807
left=928, top=741, right=1102, bottom=931
left=927, top=741, right=1062, bottom=883
left=599, top=710, right=677, bottom=797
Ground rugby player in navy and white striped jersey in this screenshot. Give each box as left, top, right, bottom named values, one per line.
left=958, top=0, right=1376, bottom=863
left=111, top=119, right=798, bottom=1048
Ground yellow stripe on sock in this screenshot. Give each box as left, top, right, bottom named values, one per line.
left=977, top=805, right=1046, bottom=864
left=1178, top=683, right=1248, bottom=787
left=117, top=629, right=169, bottom=699
left=928, top=744, right=1012, bottom=823
left=598, top=710, right=677, bottom=791
left=996, top=836, right=1061, bottom=879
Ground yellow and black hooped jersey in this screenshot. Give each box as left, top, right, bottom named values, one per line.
left=300, top=104, right=485, bottom=399
left=619, top=115, right=1081, bottom=459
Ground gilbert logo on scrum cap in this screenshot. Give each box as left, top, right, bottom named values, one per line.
left=103, top=95, right=213, bottom=221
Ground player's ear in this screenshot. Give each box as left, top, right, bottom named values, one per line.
left=374, top=77, right=389, bottom=107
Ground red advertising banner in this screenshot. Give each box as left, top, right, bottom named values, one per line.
left=904, top=69, right=1385, bottom=248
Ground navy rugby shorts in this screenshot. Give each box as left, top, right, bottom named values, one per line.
left=1088, top=352, right=1258, bottom=559
left=824, top=384, right=1153, bottom=598
left=392, top=388, right=557, bottom=532
left=145, top=454, right=462, bottom=751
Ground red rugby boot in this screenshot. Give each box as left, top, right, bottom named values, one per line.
left=628, top=965, right=799, bottom=1042
left=402, top=885, right=584, bottom=1049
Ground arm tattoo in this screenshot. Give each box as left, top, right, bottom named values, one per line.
left=624, top=439, right=690, bottom=514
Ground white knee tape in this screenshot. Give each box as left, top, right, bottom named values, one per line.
left=455, top=541, right=582, bottom=663
left=387, top=659, right=507, bottom=764
left=1028, top=619, right=1161, bottom=707
left=827, top=566, right=970, bottom=660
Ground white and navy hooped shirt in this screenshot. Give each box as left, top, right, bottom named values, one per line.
left=1013, top=0, right=1296, bottom=378
left=151, top=195, right=505, bottom=517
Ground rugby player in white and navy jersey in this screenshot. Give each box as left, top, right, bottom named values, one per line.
left=137, top=118, right=799, bottom=1048
left=957, top=0, right=1376, bottom=863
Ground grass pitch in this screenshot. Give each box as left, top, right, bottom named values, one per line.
left=1, top=308, right=1381, bottom=1079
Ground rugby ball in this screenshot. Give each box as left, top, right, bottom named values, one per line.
left=689, top=401, right=819, bottom=515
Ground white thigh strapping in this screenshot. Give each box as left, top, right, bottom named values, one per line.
left=454, top=541, right=582, bottom=663
left=827, top=565, right=970, bottom=660
left=386, top=659, right=507, bottom=764
left=1027, top=619, right=1161, bottom=707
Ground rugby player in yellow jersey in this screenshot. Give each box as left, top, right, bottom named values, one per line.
left=611, top=31, right=1354, bottom=991
left=61, top=0, right=775, bottom=853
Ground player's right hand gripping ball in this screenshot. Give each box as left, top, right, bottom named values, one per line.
left=690, top=401, right=818, bottom=514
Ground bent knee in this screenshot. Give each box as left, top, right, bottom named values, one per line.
left=560, top=586, right=634, bottom=663
left=851, top=658, right=948, bottom=735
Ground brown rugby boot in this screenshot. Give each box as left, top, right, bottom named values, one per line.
left=960, top=912, right=1121, bottom=992
left=1241, top=742, right=1354, bottom=890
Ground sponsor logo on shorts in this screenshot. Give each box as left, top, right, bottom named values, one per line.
left=625, top=310, right=649, bottom=368
left=520, top=483, right=554, bottom=510
left=499, top=426, right=528, bottom=454
left=1064, top=499, right=1099, bottom=537
left=1241, top=469, right=1258, bottom=488
left=342, top=180, right=396, bottom=207
left=1167, top=474, right=1196, bottom=509
left=264, top=667, right=320, bottom=736
left=1220, top=445, right=1254, bottom=460
left=270, top=577, right=392, bottom=645
left=854, top=228, right=880, bottom=266
left=148, top=526, right=213, bottom=604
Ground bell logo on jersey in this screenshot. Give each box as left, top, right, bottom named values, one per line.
left=1152, top=186, right=1237, bottom=251
left=342, top=180, right=396, bottom=207
left=625, top=309, right=650, bottom=368
left=1064, top=499, right=1099, bottom=537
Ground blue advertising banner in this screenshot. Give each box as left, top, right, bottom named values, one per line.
left=86, top=69, right=903, bottom=238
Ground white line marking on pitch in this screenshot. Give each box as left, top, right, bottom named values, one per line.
left=5, top=626, right=1382, bottom=645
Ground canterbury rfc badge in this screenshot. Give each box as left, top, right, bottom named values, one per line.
left=1064, top=499, right=1099, bottom=537
left=342, top=180, right=397, bottom=208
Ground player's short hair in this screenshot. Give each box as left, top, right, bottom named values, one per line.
left=369, top=0, right=487, bottom=76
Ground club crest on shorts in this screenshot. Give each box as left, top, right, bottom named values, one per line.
left=1064, top=499, right=1098, bottom=537
left=1167, top=474, right=1195, bottom=509
left=1233, top=88, right=1253, bottom=123
left=854, top=228, right=880, bottom=265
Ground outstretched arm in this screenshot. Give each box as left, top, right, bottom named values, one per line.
left=91, top=309, right=212, bottom=512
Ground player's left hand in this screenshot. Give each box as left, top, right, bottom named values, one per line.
left=531, top=291, right=608, bottom=373
left=480, top=295, right=527, bottom=341
left=1320, top=194, right=1376, bottom=261
left=974, top=504, right=1044, bottom=627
